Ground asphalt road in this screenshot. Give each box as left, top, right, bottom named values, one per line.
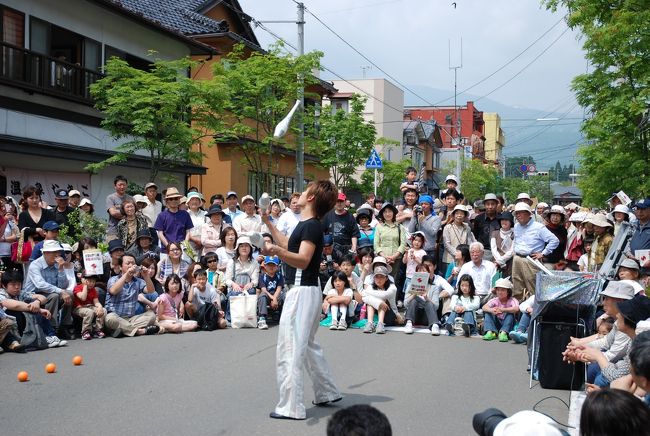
left=1, top=326, right=570, bottom=435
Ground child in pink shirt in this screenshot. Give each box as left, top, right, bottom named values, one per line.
left=482, top=278, right=519, bottom=342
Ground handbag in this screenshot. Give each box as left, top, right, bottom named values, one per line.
left=11, top=228, right=33, bottom=264
left=229, top=294, right=257, bottom=328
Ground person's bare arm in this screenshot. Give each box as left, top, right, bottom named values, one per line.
left=261, top=210, right=289, bottom=248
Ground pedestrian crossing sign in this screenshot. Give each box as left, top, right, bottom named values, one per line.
left=365, top=149, right=383, bottom=169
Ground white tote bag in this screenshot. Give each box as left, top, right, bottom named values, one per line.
left=229, top=294, right=258, bottom=328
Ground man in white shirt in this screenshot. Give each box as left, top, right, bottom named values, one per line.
left=141, top=182, right=162, bottom=247
left=457, top=242, right=496, bottom=304
left=225, top=191, right=244, bottom=223
left=233, top=195, right=266, bottom=234
left=276, top=192, right=301, bottom=237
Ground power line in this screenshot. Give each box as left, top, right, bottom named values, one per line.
left=304, top=6, right=437, bottom=107
left=506, top=102, right=580, bottom=148
left=430, top=15, right=568, bottom=106
left=474, top=26, right=571, bottom=103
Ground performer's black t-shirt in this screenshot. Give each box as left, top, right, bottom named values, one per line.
left=285, top=218, right=323, bottom=287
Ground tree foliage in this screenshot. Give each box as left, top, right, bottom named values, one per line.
left=196, top=43, right=323, bottom=193
left=318, top=94, right=377, bottom=189
left=544, top=0, right=650, bottom=205
left=459, top=160, right=500, bottom=203
left=88, top=56, right=205, bottom=182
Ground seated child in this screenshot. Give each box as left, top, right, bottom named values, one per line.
left=597, top=316, right=615, bottom=339
left=482, top=278, right=519, bottom=342
left=509, top=294, right=535, bottom=344
left=402, top=232, right=427, bottom=294
left=202, top=252, right=227, bottom=308
left=404, top=258, right=454, bottom=336
left=362, top=265, right=399, bottom=335
left=445, top=274, right=481, bottom=337
left=257, top=255, right=285, bottom=330
left=324, top=254, right=361, bottom=317
left=72, top=272, right=105, bottom=340
left=186, top=268, right=227, bottom=330
left=156, top=274, right=198, bottom=333
left=323, top=271, right=354, bottom=331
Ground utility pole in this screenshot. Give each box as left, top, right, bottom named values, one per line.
left=449, top=39, right=463, bottom=185
left=296, top=2, right=305, bottom=192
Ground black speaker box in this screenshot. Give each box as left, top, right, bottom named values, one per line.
left=538, top=321, right=586, bottom=390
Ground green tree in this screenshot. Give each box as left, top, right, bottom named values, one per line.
left=505, top=155, right=536, bottom=178
left=544, top=0, right=650, bottom=205
left=196, top=43, right=323, bottom=193
left=501, top=175, right=553, bottom=204
left=88, top=56, right=205, bottom=182
left=360, top=159, right=411, bottom=203
left=318, top=94, right=377, bottom=189
left=459, top=160, right=499, bottom=203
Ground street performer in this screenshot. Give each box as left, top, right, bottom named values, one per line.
left=262, top=180, right=342, bottom=420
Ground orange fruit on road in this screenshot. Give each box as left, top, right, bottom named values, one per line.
left=72, top=355, right=83, bottom=366
left=45, top=363, right=57, bottom=373
left=17, top=371, right=29, bottom=382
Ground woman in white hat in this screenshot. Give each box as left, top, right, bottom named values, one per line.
left=610, top=204, right=631, bottom=236
left=441, top=205, right=476, bottom=273
left=224, top=235, right=260, bottom=322
left=587, top=214, right=614, bottom=271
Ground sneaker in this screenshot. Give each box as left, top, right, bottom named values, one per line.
left=518, top=332, right=528, bottom=343
left=81, top=331, right=92, bottom=340
left=375, top=322, right=385, bottom=334
left=337, top=319, right=348, bottom=331
left=363, top=322, right=375, bottom=334
left=258, top=319, right=269, bottom=330
left=461, top=322, right=471, bottom=338
left=144, top=325, right=160, bottom=335
left=329, top=320, right=338, bottom=330
left=453, top=317, right=464, bottom=336
left=431, top=324, right=440, bottom=336
left=509, top=330, right=522, bottom=343
left=498, top=331, right=509, bottom=342
left=445, top=323, right=455, bottom=336
left=483, top=331, right=497, bottom=341
left=404, top=321, right=414, bottom=334
left=93, top=330, right=105, bottom=339
left=46, top=336, right=60, bottom=348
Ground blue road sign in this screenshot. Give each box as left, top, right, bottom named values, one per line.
left=365, top=149, right=383, bottom=169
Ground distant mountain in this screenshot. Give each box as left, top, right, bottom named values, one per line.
left=404, top=85, right=583, bottom=170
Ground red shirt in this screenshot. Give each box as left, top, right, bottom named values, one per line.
left=73, top=284, right=99, bottom=309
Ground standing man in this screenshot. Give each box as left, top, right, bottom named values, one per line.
left=473, top=193, right=501, bottom=261
left=415, top=195, right=441, bottom=258
left=225, top=191, right=244, bottom=224
left=276, top=192, right=302, bottom=237
left=52, top=189, right=74, bottom=226
left=154, top=187, right=193, bottom=254
left=511, top=202, right=559, bottom=301
left=141, top=182, right=162, bottom=247
left=262, top=180, right=341, bottom=420
left=106, top=175, right=133, bottom=241
left=629, top=198, right=650, bottom=273
left=322, top=192, right=359, bottom=260
left=233, top=195, right=266, bottom=234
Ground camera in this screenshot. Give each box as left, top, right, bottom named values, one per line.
left=413, top=205, right=422, bottom=214
left=473, top=408, right=507, bottom=436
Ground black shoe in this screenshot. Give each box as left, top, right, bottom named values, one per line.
left=462, top=323, right=471, bottom=338
left=445, top=324, right=454, bottom=336
left=144, top=325, right=160, bottom=335
left=312, top=396, right=343, bottom=406
left=56, top=328, right=71, bottom=340
left=269, top=412, right=305, bottom=420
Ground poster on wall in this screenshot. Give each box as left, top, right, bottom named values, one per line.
left=3, top=168, right=91, bottom=205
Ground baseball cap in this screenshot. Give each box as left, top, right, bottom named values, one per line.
left=226, top=191, right=237, bottom=199
left=144, top=182, right=158, bottom=190
left=600, top=281, right=635, bottom=300
left=337, top=192, right=346, bottom=201
left=55, top=189, right=68, bottom=199
left=68, top=190, right=81, bottom=197
left=241, top=195, right=255, bottom=204
left=634, top=198, right=650, bottom=209
left=264, top=255, right=280, bottom=265
left=323, top=234, right=333, bottom=246
left=43, top=221, right=60, bottom=231
left=108, top=239, right=125, bottom=253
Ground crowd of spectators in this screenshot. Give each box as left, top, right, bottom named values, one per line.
left=1, top=168, right=649, bottom=427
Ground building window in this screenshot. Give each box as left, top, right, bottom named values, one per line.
left=105, top=45, right=151, bottom=71
left=1, top=6, right=24, bottom=46
left=248, top=171, right=301, bottom=199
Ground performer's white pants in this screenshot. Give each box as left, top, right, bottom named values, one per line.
left=275, top=285, right=340, bottom=419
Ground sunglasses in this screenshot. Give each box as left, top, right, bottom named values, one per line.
left=206, top=259, right=217, bottom=263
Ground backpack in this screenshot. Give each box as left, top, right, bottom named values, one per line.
left=196, top=302, right=220, bottom=331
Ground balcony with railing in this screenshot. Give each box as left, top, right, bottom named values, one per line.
left=0, top=41, right=102, bottom=105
